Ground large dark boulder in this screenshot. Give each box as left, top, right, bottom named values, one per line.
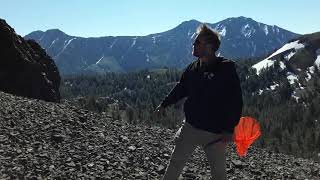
left=0, top=18, right=60, bottom=102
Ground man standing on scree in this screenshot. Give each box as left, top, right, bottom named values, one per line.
left=155, top=24, right=243, bottom=180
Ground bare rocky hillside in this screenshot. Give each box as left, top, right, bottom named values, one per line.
left=0, top=91, right=319, bottom=179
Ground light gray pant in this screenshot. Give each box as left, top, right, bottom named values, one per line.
left=162, top=122, right=227, bottom=180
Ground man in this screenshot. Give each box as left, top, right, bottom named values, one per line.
left=155, top=24, right=243, bottom=180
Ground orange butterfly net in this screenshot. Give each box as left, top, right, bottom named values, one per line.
left=233, top=117, right=261, bottom=157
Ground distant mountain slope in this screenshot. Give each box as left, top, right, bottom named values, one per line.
left=25, top=16, right=299, bottom=75
left=0, top=91, right=319, bottom=179
left=212, top=16, right=299, bottom=58
left=251, top=31, right=320, bottom=101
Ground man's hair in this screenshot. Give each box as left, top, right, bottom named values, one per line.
left=196, top=23, right=221, bottom=52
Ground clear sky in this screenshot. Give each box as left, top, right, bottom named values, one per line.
left=1, top=0, right=319, bottom=37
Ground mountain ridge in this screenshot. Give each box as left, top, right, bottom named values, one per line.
left=25, top=16, right=299, bottom=75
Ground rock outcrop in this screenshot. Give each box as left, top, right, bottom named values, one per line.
left=0, top=18, right=60, bottom=102
left=0, top=91, right=319, bottom=179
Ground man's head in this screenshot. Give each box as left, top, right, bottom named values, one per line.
left=192, top=24, right=221, bottom=58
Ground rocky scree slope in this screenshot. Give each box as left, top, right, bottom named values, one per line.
left=0, top=91, right=319, bottom=179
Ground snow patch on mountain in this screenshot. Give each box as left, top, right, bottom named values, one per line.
left=55, top=38, right=76, bottom=58
left=214, top=23, right=227, bottom=37
left=109, top=39, right=117, bottom=48
left=284, top=51, right=296, bottom=60
left=151, top=35, right=161, bottom=44
left=267, top=40, right=304, bottom=60
left=63, top=38, right=76, bottom=50
left=131, top=37, right=137, bottom=47
left=292, top=91, right=300, bottom=102
left=151, top=36, right=156, bottom=44
left=218, top=27, right=226, bottom=37
left=263, top=25, right=269, bottom=35
left=190, top=32, right=196, bottom=39
left=308, top=66, right=315, bottom=74
left=315, top=55, right=320, bottom=67
left=279, top=61, right=286, bottom=70
left=252, top=40, right=305, bottom=74
left=146, top=54, right=150, bottom=62
left=241, top=24, right=255, bottom=38
left=258, top=89, right=264, bottom=95
left=96, top=55, right=104, bottom=64
left=252, top=59, right=275, bottom=75
left=270, top=83, right=279, bottom=90
left=256, top=83, right=279, bottom=96
left=272, top=26, right=280, bottom=33
left=49, top=39, right=58, bottom=48
left=305, top=72, right=312, bottom=81
left=287, top=72, right=298, bottom=85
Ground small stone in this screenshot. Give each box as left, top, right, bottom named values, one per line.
left=232, top=160, right=245, bottom=168
left=88, top=145, right=94, bottom=150
left=106, top=151, right=114, bottom=155
left=157, top=165, right=166, bottom=173
left=98, top=132, right=105, bottom=139
left=128, top=145, right=136, bottom=151
left=99, top=158, right=109, bottom=162
left=51, top=134, right=65, bottom=142
left=67, top=162, right=76, bottom=167
left=0, top=135, right=8, bottom=142
left=38, top=153, right=48, bottom=157
left=68, top=168, right=75, bottom=172
left=78, top=116, right=87, bottom=123
left=96, top=165, right=104, bottom=170
left=10, top=131, right=19, bottom=136
left=120, top=135, right=129, bottom=142
left=251, top=169, right=262, bottom=176
left=87, top=163, right=94, bottom=167
left=12, top=166, right=21, bottom=171
left=106, top=170, right=113, bottom=176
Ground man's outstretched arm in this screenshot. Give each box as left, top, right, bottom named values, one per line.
left=157, top=68, right=189, bottom=110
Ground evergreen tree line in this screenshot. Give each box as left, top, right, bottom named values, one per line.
left=60, top=60, right=320, bottom=161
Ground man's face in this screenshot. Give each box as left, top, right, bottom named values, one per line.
left=192, top=35, right=209, bottom=58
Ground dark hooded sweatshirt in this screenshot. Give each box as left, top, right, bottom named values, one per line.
left=160, top=57, right=243, bottom=134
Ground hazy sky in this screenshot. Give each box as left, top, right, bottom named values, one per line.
left=1, top=0, right=319, bottom=37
